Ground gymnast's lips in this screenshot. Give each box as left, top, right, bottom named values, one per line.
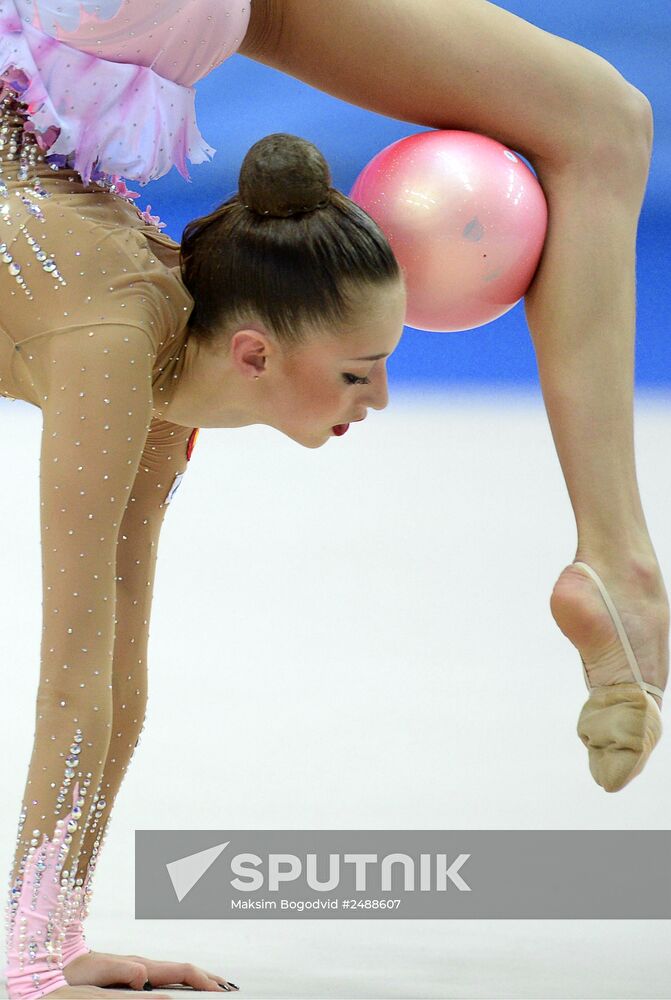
left=332, top=416, right=366, bottom=436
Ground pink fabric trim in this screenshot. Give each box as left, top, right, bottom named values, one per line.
left=0, top=5, right=216, bottom=185
left=60, top=932, right=91, bottom=967
left=4, top=782, right=82, bottom=999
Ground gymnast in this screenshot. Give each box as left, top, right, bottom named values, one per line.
left=1, top=1, right=666, bottom=997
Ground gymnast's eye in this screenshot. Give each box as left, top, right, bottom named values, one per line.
left=342, top=373, right=371, bottom=385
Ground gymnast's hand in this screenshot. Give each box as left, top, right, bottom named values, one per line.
left=63, top=949, right=239, bottom=992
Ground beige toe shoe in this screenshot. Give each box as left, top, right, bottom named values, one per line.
left=573, top=561, right=664, bottom=793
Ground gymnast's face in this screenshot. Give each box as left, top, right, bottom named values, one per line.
left=175, top=278, right=407, bottom=447
left=266, top=278, right=406, bottom=448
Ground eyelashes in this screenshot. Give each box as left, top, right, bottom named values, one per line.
left=342, top=373, right=371, bottom=385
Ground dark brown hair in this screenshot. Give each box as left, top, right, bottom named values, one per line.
left=179, top=133, right=402, bottom=351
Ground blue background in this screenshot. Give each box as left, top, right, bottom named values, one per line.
left=138, top=0, right=670, bottom=390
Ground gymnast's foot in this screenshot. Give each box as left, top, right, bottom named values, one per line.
left=550, top=551, right=669, bottom=791
left=550, top=553, right=669, bottom=710
left=63, top=950, right=239, bottom=992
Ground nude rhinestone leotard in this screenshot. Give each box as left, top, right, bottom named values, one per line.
left=0, top=3, right=251, bottom=996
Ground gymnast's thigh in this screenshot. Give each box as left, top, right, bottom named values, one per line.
left=258, top=0, right=642, bottom=168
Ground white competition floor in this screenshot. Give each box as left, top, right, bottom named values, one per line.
left=2, top=388, right=670, bottom=1000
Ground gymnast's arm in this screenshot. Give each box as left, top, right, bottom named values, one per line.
left=112, top=416, right=195, bottom=675
left=33, top=324, right=155, bottom=730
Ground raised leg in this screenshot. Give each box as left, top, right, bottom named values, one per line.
left=245, top=0, right=670, bottom=789
left=524, top=122, right=660, bottom=569
left=523, top=135, right=669, bottom=790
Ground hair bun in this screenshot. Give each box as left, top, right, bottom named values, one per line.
left=239, top=133, right=332, bottom=218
